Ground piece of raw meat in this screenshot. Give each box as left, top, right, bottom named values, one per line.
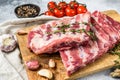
left=27, top=12, right=91, bottom=54
left=92, top=11, right=120, bottom=44
left=59, top=11, right=120, bottom=75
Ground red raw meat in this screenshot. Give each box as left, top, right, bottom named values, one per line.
left=92, top=11, right=120, bottom=45
left=27, top=12, right=91, bottom=54
left=27, top=11, right=120, bottom=76
left=59, top=11, right=120, bottom=75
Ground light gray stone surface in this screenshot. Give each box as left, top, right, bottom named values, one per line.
left=0, top=0, right=120, bottom=23
left=0, top=0, right=120, bottom=80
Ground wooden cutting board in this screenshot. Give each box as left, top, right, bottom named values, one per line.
left=16, top=10, right=120, bottom=80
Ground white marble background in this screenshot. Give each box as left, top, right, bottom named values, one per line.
left=0, top=0, right=120, bottom=80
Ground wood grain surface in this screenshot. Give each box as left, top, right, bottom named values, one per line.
left=16, top=10, right=120, bottom=80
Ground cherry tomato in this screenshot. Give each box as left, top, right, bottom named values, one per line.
left=54, top=8, right=65, bottom=18
left=45, top=11, right=54, bottom=16
left=77, top=5, right=87, bottom=14
left=58, top=1, right=67, bottom=9
left=69, top=0, right=79, bottom=8
left=47, top=1, right=57, bottom=10
left=65, top=6, right=77, bottom=17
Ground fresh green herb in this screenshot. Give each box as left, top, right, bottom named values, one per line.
left=86, top=31, right=97, bottom=41
left=109, top=51, right=120, bottom=57
left=46, top=22, right=90, bottom=35
left=110, top=43, right=120, bottom=52
left=53, top=30, right=61, bottom=34
left=76, top=29, right=81, bottom=33
left=81, top=29, right=85, bottom=32
left=61, top=28, right=66, bottom=34
left=57, top=24, right=70, bottom=34
left=109, top=43, right=120, bottom=68
left=76, top=29, right=84, bottom=33
left=70, top=29, right=85, bottom=33
left=57, top=24, right=70, bottom=29
left=113, top=60, right=120, bottom=69
left=70, top=29, right=76, bottom=33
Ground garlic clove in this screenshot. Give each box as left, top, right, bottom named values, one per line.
left=38, top=69, right=53, bottom=79
left=49, top=59, right=56, bottom=68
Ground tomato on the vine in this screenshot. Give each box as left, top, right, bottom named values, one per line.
left=65, top=6, right=77, bottom=17
left=54, top=8, right=65, bottom=18
left=45, top=11, right=54, bottom=16
left=47, top=1, right=57, bottom=10
left=77, top=5, right=87, bottom=14
left=58, top=1, right=67, bottom=9
left=45, top=0, right=88, bottom=18
left=69, top=0, right=79, bottom=9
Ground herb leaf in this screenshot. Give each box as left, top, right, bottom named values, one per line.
left=86, top=31, right=97, bottom=41
left=57, top=24, right=70, bottom=34
left=109, top=43, right=120, bottom=68
left=54, top=30, right=61, bottom=34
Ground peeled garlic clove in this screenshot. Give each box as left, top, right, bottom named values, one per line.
left=38, top=69, right=53, bottom=79
left=49, top=59, right=55, bottom=68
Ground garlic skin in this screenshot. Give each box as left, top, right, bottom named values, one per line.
left=38, top=69, right=53, bottom=79
left=0, top=34, right=17, bottom=53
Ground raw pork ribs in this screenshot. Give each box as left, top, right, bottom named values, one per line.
left=27, top=11, right=120, bottom=76
left=28, top=12, right=91, bottom=54
left=60, top=11, right=120, bottom=75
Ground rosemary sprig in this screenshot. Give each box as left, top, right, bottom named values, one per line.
left=57, top=24, right=70, bottom=29
left=86, top=31, right=97, bottom=41
left=114, top=60, right=120, bottom=69
left=76, top=29, right=85, bottom=33
left=109, top=43, right=120, bottom=68
left=57, top=24, right=70, bottom=34
left=110, top=43, right=120, bottom=52
left=46, top=22, right=94, bottom=35
left=70, top=29, right=85, bottom=33
left=53, top=30, right=61, bottom=34
left=70, top=29, right=76, bottom=33
left=61, top=28, right=66, bottom=34
left=109, top=51, right=120, bottom=56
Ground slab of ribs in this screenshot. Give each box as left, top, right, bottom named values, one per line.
left=27, top=11, right=120, bottom=75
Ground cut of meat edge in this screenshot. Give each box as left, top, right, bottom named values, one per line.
left=27, top=12, right=91, bottom=54
left=59, top=11, right=120, bottom=76
left=27, top=10, right=120, bottom=76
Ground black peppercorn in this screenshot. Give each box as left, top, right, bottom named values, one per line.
left=15, top=4, right=40, bottom=18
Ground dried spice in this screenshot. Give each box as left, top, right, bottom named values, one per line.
left=15, top=4, right=40, bottom=18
